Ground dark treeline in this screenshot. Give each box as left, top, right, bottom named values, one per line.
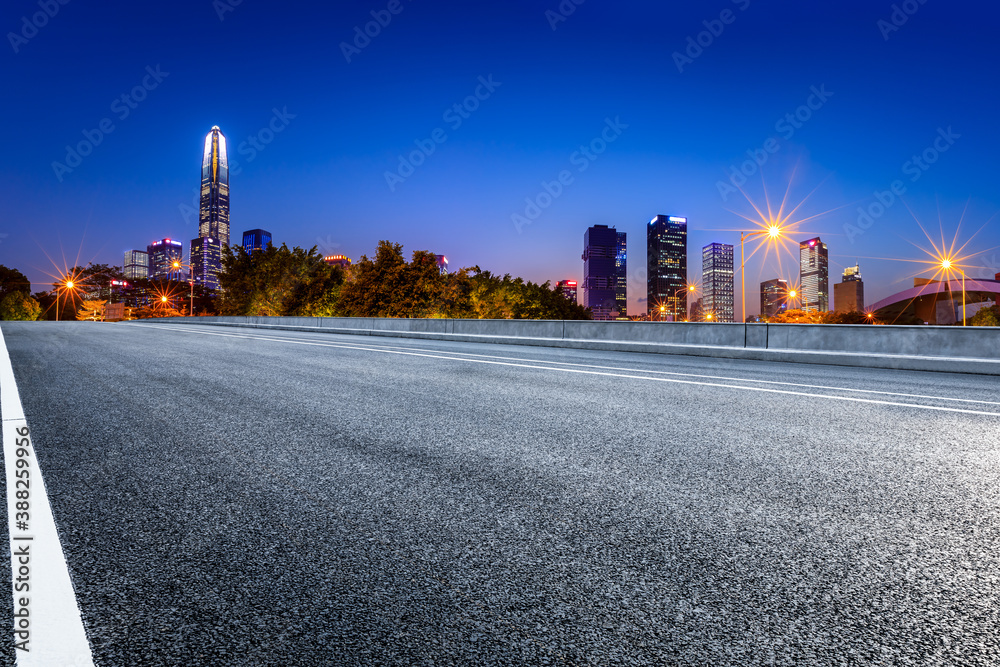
left=218, top=241, right=592, bottom=320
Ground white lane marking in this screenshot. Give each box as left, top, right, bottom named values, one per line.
left=144, top=323, right=1000, bottom=407
left=0, top=326, right=95, bottom=666
left=130, top=323, right=1000, bottom=417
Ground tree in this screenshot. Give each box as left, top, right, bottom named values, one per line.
left=76, top=300, right=107, bottom=321
left=0, top=292, right=41, bottom=321
left=822, top=311, right=879, bottom=325
left=0, top=266, right=31, bottom=300
left=971, top=304, right=1000, bottom=327
left=765, top=309, right=826, bottom=324
left=218, top=243, right=344, bottom=316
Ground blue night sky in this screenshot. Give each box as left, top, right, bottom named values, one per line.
left=2, top=0, right=999, bottom=315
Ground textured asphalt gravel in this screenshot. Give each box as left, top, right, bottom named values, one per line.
left=1, top=321, right=999, bottom=666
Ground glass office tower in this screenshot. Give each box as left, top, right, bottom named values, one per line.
left=191, top=126, right=230, bottom=291
left=702, top=242, right=734, bottom=322
left=647, top=215, right=687, bottom=320
left=799, top=237, right=829, bottom=312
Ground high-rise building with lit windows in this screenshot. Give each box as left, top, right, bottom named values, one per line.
left=702, top=242, right=734, bottom=322
left=799, top=237, right=829, bottom=312
left=583, top=225, right=625, bottom=321
left=124, top=250, right=149, bottom=280
left=556, top=280, right=578, bottom=304
left=834, top=263, right=865, bottom=313
left=147, top=239, right=183, bottom=281
left=760, top=278, right=789, bottom=318
left=242, top=229, right=271, bottom=254
left=191, top=126, right=230, bottom=291
left=647, top=215, right=687, bottom=320
left=615, top=231, right=627, bottom=318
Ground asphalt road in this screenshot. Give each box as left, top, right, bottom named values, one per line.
left=1, top=321, right=999, bottom=666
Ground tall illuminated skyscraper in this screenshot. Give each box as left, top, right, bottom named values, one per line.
left=124, top=250, right=149, bottom=280
left=583, top=225, right=625, bottom=321
left=615, top=231, right=627, bottom=319
left=760, top=278, right=789, bottom=318
left=647, top=215, right=687, bottom=320
left=147, top=239, right=183, bottom=280
left=799, top=237, right=829, bottom=312
left=702, top=242, right=734, bottom=322
left=191, top=126, right=229, bottom=291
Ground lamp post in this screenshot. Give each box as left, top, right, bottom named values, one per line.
left=171, top=260, right=195, bottom=316
left=671, top=284, right=697, bottom=322
left=941, top=259, right=966, bottom=325
left=658, top=304, right=666, bottom=322
left=55, top=278, right=78, bottom=322
left=740, top=225, right=783, bottom=323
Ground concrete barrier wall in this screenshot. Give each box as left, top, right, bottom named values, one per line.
left=151, top=316, right=1000, bottom=374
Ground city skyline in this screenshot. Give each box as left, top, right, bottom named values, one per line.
left=3, top=2, right=1000, bottom=316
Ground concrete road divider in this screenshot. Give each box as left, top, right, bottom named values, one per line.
left=147, top=317, right=1000, bottom=375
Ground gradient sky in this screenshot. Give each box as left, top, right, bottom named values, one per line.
left=3, top=0, right=999, bottom=315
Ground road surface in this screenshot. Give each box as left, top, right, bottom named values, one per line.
left=1, top=321, right=998, bottom=666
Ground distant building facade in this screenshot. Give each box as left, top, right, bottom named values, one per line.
left=242, top=229, right=272, bottom=254
left=583, top=225, right=626, bottom=320
left=799, top=237, right=829, bottom=312
left=190, top=237, right=221, bottom=289
left=834, top=263, right=865, bottom=313
left=647, top=215, right=687, bottom=320
left=760, top=278, right=789, bottom=318
left=146, top=239, right=183, bottom=281
left=435, top=255, right=449, bottom=274
left=556, top=280, right=578, bottom=304
left=702, top=242, right=734, bottom=322
left=124, top=250, right=149, bottom=280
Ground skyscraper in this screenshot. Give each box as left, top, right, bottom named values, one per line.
left=124, top=250, right=149, bottom=280
left=556, top=280, right=578, bottom=304
left=146, top=239, right=183, bottom=280
left=435, top=255, right=449, bottom=274
left=702, top=242, right=734, bottom=322
left=242, top=229, right=271, bottom=254
left=834, top=263, right=865, bottom=313
left=799, top=237, right=829, bottom=312
left=191, top=126, right=230, bottom=291
left=647, top=215, right=687, bottom=320
left=615, top=231, right=627, bottom=319
left=760, top=278, right=789, bottom=318
left=583, top=225, right=625, bottom=321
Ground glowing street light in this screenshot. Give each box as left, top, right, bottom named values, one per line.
left=54, top=274, right=82, bottom=322
left=941, top=258, right=967, bottom=325
left=740, top=224, right=786, bottom=322
left=658, top=304, right=666, bottom=322
left=171, top=259, right=195, bottom=316
left=670, top=284, right=697, bottom=323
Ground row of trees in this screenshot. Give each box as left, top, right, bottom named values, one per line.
left=217, top=241, right=591, bottom=320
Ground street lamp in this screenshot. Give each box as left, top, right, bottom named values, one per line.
left=740, top=224, right=784, bottom=323
left=941, top=259, right=966, bottom=326
left=659, top=304, right=666, bottom=322
left=171, top=259, right=195, bottom=316
left=706, top=312, right=714, bottom=322
left=671, top=284, right=697, bottom=323
left=55, top=277, right=79, bottom=322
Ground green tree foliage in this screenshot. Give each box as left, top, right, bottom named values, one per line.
left=337, top=241, right=591, bottom=320
left=0, top=266, right=31, bottom=300
left=218, top=244, right=345, bottom=316
left=822, top=311, right=880, bottom=324
left=0, top=292, right=41, bottom=321
left=971, top=304, right=1000, bottom=327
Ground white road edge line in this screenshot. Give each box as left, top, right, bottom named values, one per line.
left=131, top=323, right=1000, bottom=417
left=141, top=323, right=1000, bottom=407
left=0, top=326, right=95, bottom=666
